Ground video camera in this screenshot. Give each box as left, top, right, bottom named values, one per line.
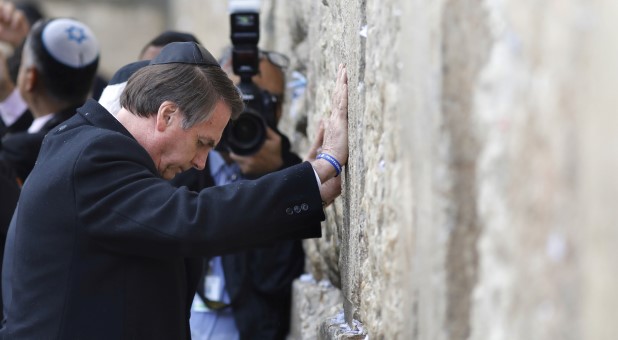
left=219, top=0, right=277, bottom=156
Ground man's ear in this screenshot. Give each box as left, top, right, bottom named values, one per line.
left=23, top=66, right=37, bottom=92
left=155, top=101, right=178, bottom=132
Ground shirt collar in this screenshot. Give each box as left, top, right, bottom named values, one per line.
left=27, top=114, right=55, bottom=133
left=0, top=89, right=28, bottom=127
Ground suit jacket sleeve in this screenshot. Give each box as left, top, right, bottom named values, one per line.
left=73, top=132, right=324, bottom=258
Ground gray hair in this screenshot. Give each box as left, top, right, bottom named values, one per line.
left=120, top=63, right=244, bottom=129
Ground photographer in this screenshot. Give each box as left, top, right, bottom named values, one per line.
left=102, top=26, right=310, bottom=337
left=175, top=49, right=304, bottom=340
left=172, top=6, right=313, bottom=338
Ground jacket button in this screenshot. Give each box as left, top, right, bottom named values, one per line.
left=294, top=205, right=301, bottom=213
left=301, top=203, right=309, bottom=211
left=286, top=207, right=294, bottom=215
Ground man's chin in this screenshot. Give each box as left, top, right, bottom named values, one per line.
left=161, top=168, right=185, bottom=180
left=161, top=170, right=178, bottom=180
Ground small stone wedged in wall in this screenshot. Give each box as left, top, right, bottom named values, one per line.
left=318, top=309, right=368, bottom=340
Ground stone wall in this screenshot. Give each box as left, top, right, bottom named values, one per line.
left=258, top=1, right=618, bottom=339
left=23, top=0, right=618, bottom=339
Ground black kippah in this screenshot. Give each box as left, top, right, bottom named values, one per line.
left=150, top=42, right=220, bottom=68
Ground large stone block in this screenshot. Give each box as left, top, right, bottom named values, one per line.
left=289, top=275, right=343, bottom=340
left=261, top=0, right=618, bottom=339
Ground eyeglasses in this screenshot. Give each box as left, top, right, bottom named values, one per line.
left=259, top=50, right=290, bottom=70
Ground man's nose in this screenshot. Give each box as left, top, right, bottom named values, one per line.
left=192, top=150, right=208, bottom=170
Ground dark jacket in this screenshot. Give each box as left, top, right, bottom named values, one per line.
left=0, top=109, right=32, bottom=140
left=1, top=99, right=323, bottom=340
left=0, top=106, right=77, bottom=182
left=222, top=240, right=305, bottom=339
left=0, top=160, right=19, bottom=321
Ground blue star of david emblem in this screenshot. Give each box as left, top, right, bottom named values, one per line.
left=65, top=25, right=88, bottom=44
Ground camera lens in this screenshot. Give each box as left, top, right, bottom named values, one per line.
left=227, top=109, right=266, bottom=156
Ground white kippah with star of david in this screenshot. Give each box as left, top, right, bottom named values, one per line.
left=41, top=18, right=99, bottom=68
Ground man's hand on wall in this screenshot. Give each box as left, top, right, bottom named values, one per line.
left=306, top=125, right=341, bottom=206
left=310, top=64, right=349, bottom=189
left=230, top=127, right=284, bottom=177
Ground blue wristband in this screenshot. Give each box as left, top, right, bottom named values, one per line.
left=317, top=153, right=342, bottom=177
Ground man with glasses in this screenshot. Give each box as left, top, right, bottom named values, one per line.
left=174, top=50, right=306, bottom=340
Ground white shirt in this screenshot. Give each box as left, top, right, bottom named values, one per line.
left=0, top=89, right=28, bottom=127
left=27, top=114, right=55, bottom=134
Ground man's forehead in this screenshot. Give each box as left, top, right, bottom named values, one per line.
left=198, top=101, right=231, bottom=127
left=194, top=103, right=230, bottom=145
left=210, top=99, right=232, bottom=116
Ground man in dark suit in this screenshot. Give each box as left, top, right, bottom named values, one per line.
left=1, top=41, right=348, bottom=339
left=0, top=17, right=99, bottom=182
left=115, top=36, right=307, bottom=338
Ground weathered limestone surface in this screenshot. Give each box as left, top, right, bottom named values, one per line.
left=260, top=0, right=618, bottom=340
left=36, top=1, right=618, bottom=339
left=288, top=276, right=343, bottom=340
left=470, top=1, right=618, bottom=339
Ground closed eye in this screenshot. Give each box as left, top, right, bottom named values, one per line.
left=197, top=138, right=216, bottom=149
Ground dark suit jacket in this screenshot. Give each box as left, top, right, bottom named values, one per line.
left=1, top=99, right=323, bottom=339
left=222, top=240, right=305, bottom=340
left=0, top=160, right=18, bottom=322
left=0, top=109, right=30, bottom=322
left=0, top=109, right=32, bottom=141
left=0, top=160, right=18, bottom=238
left=0, top=106, right=77, bottom=182
left=173, top=135, right=306, bottom=340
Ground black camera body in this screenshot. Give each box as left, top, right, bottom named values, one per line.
left=220, top=10, right=277, bottom=156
